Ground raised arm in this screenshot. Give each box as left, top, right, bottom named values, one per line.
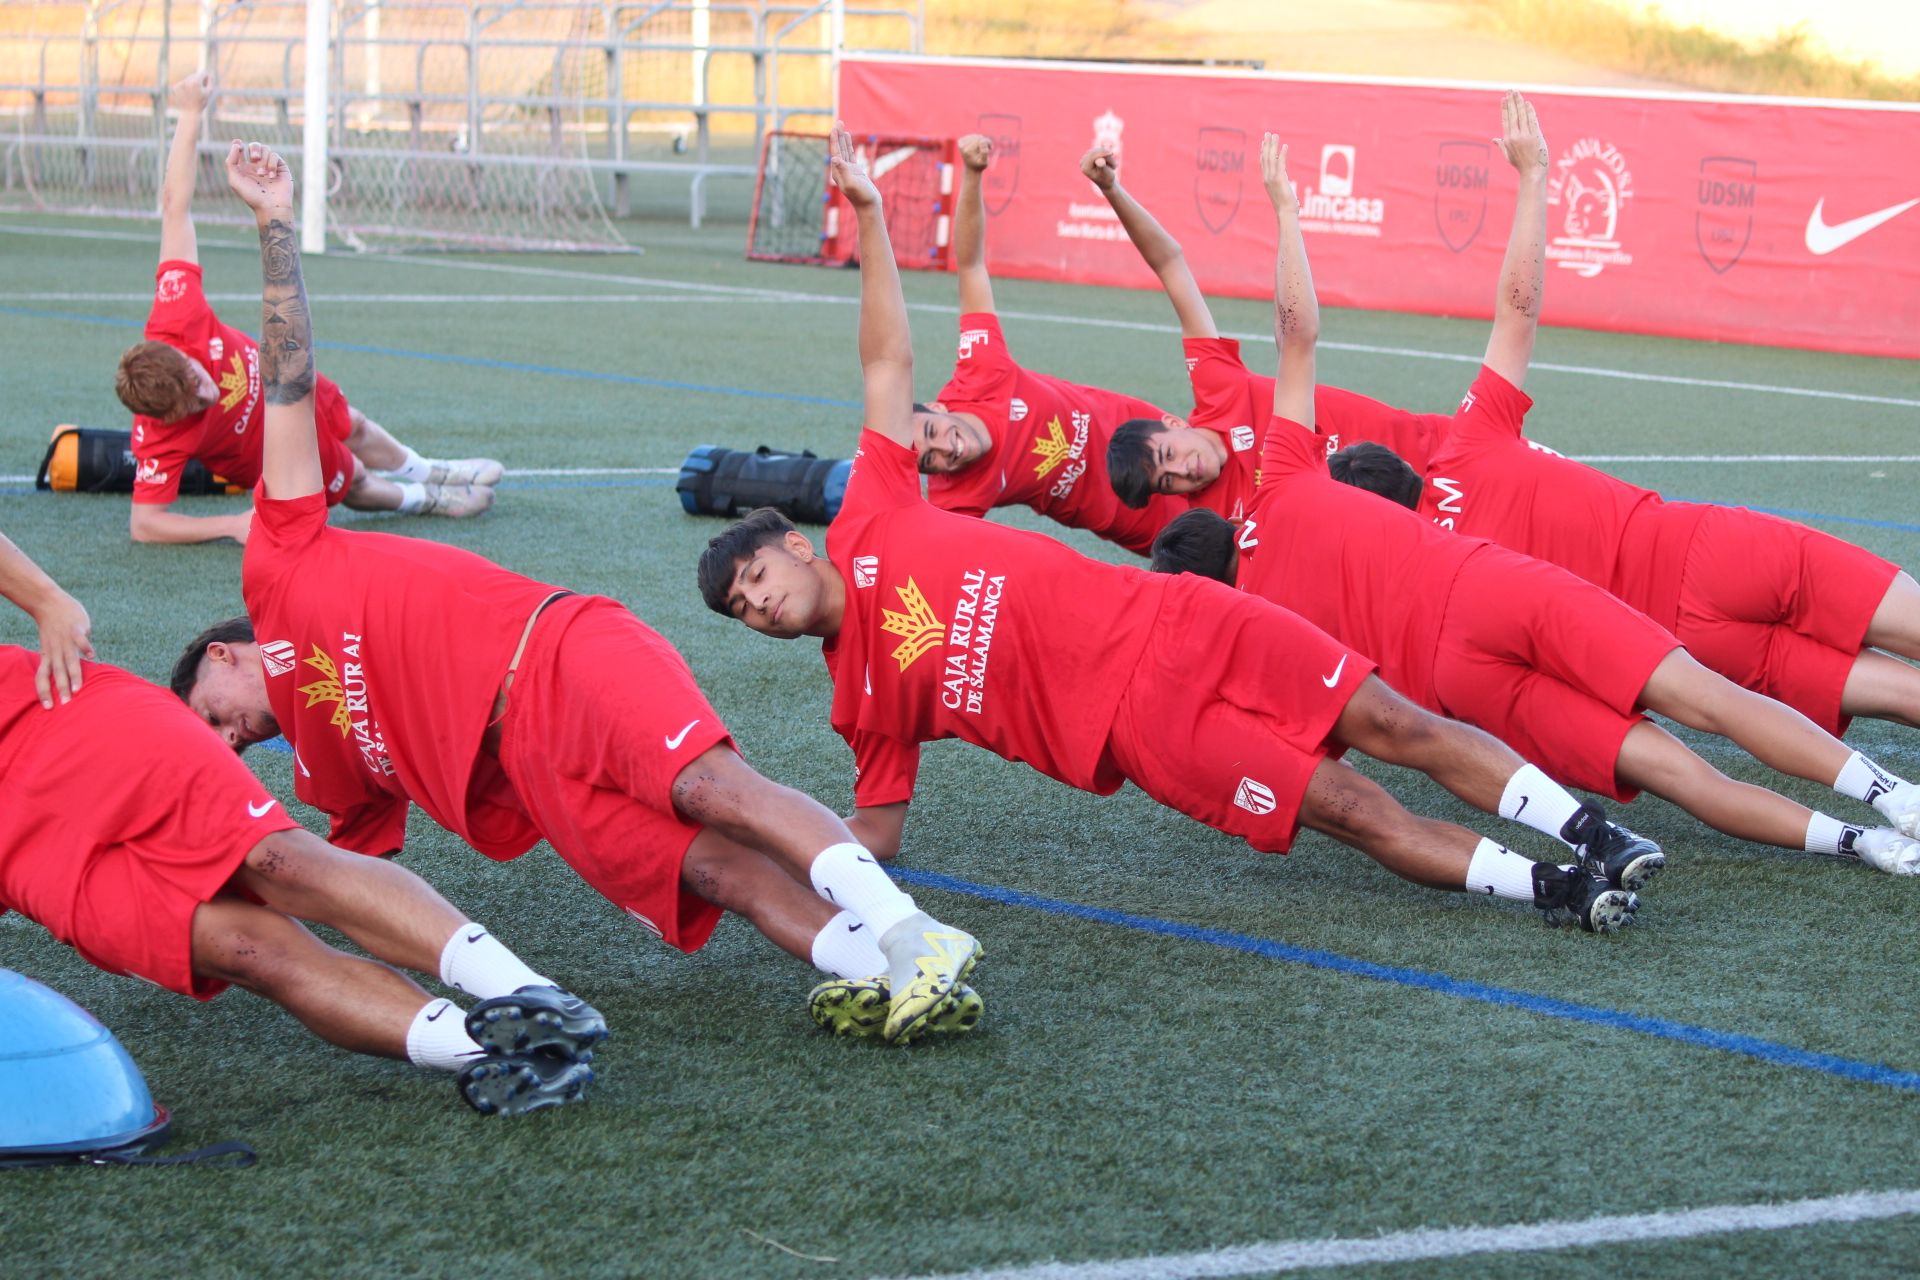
left=1483, top=90, right=1549, bottom=390
left=1082, top=146, right=1218, bottom=339
left=159, top=72, right=212, bottom=264
left=832, top=124, right=916, bottom=450
left=1263, top=135, right=1318, bottom=431
left=225, top=141, right=324, bottom=500
left=953, top=133, right=997, bottom=316
left=0, top=533, right=94, bottom=708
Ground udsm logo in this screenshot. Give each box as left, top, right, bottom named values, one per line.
left=1194, top=126, right=1245, bottom=234
left=1433, top=140, right=1491, bottom=253
left=1695, top=156, right=1756, bottom=274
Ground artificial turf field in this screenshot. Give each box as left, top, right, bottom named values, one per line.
left=1, top=202, right=1918, bottom=1280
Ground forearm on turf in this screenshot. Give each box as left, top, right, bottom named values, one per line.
left=130, top=504, right=247, bottom=545
left=847, top=803, right=908, bottom=861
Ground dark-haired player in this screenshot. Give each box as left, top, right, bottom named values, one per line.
left=1081, top=141, right=1450, bottom=523
left=1326, top=93, right=1920, bottom=841
left=172, top=140, right=980, bottom=1044
left=114, top=72, right=500, bottom=546
left=700, top=123, right=1646, bottom=933
left=1150, top=92, right=1918, bottom=876
left=909, top=133, right=1187, bottom=554
left=0, top=530, right=607, bottom=1115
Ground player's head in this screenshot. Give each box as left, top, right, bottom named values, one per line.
left=1327, top=442, right=1422, bottom=509
left=114, top=341, right=217, bottom=422
left=171, top=616, right=282, bottom=752
left=910, top=402, right=992, bottom=474
left=699, top=506, right=842, bottom=638
left=1149, top=509, right=1237, bottom=585
left=1108, top=415, right=1220, bottom=508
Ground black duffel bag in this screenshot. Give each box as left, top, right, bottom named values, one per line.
left=676, top=445, right=852, bottom=526
left=36, top=426, right=237, bottom=495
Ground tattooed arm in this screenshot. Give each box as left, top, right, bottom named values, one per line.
left=1262, top=133, right=1318, bottom=433
left=224, top=140, right=323, bottom=500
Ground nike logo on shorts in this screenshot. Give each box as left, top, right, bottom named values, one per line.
left=665, top=719, right=700, bottom=750
left=247, top=798, right=278, bottom=818
left=1321, top=655, right=1348, bottom=688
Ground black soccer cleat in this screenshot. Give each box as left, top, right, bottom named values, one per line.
left=1557, top=800, right=1607, bottom=847
left=465, top=986, right=608, bottom=1059
left=1532, top=862, right=1638, bottom=934
left=1582, top=821, right=1665, bottom=892
left=458, top=1049, right=593, bottom=1117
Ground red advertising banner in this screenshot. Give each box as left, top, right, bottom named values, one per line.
left=840, top=54, right=1920, bottom=359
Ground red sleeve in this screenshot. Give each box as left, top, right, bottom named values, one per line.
left=250, top=490, right=329, bottom=551
left=1449, top=365, right=1534, bottom=444
left=851, top=731, right=920, bottom=808
left=326, top=796, right=412, bottom=857
left=840, top=430, right=924, bottom=518
left=145, top=261, right=213, bottom=342
left=925, top=461, right=1000, bottom=518
left=1258, top=414, right=1326, bottom=484
left=1182, top=337, right=1258, bottom=431
left=947, top=313, right=1015, bottom=394
left=130, top=418, right=189, bottom=505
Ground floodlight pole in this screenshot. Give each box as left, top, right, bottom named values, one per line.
left=301, top=0, right=329, bottom=253
left=828, top=0, right=845, bottom=119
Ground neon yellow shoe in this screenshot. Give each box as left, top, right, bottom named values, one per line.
left=877, top=912, right=980, bottom=1044
left=808, top=977, right=984, bottom=1042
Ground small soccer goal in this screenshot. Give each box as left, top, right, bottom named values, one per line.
left=746, top=131, right=953, bottom=270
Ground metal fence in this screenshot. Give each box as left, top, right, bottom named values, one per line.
left=0, top=0, right=921, bottom=248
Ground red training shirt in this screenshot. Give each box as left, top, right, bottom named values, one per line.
left=824, top=430, right=1168, bottom=807
left=926, top=313, right=1186, bottom=554
left=1417, top=365, right=1704, bottom=630
left=1181, top=337, right=1454, bottom=524
left=1238, top=415, right=1482, bottom=708
left=241, top=489, right=564, bottom=856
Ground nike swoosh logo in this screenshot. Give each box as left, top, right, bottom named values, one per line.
left=1805, top=196, right=1920, bottom=255
left=856, top=854, right=878, bottom=865
left=465, top=930, right=486, bottom=944
left=1513, top=795, right=1529, bottom=820
left=1321, top=655, right=1348, bottom=688
left=425, top=1004, right=448, bottom=1022
left=247, top=799, right=277, bottom=818
left=664, top=719, right=700, bottom=750
left=847, top=922, right=865, bottom=933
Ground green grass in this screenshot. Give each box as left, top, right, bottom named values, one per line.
left=1, top=202, right=1919, bottom=1279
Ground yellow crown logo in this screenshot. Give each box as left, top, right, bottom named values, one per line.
left=218, top=351, right=249, bottom=412
left=296, top=645, right=355, bottom=737
left=880, top=577, right=945, bottom=671
left=1030, top=416, right=1073, bottom=479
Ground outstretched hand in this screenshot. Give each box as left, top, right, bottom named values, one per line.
left=169, top=70, right=212, bottom=114
left=958, top=134, right=994, bottom=173
left=225, top=139, right=293, bottom=214
left=1498, top=89, right=1548, bottom=176
left=1260, top=133, right=1295, bottom=214
left=1079, top=146, right=1119, bottom=191
left=32, top=588, right=93, bottom=709
left=828, top=122, right=881, bottom=210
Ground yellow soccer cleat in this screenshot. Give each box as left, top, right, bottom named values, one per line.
left=808, top=977, right=984, bottom=1042
left=876, top=912, right=980, bottom=1043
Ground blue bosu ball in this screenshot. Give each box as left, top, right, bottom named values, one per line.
left=0, top=968, right=169, bottom=1163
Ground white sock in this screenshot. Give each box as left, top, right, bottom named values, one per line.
left=384, top=447, right=434, bottom=483
left=1834, top=751, right=1904, bottom=803
left=808, top=909, right=890, bottom=978
left=438, top=925, right=551, bottom=999
left=1464, top=838, right=1539, bottom=903
left=404, top=998, right=486, bottom=1071
left=1803, top=811, right=1860, bottom=857
left=394, top=481, right=429, bottom=515
left=1499, top=764, right=1588, bottom=847
left=807, top=842, right=917, bottom=937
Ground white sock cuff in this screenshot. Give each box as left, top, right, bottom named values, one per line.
left=389, top=447, right=433, bottom=483
left=1804, top=811, right=1849, bottom=857
left=1464, top=838, right=1539, bottom=903
left=1498, top=764, right=1586, bottom=845
left=404, top=999, right=486, bottom=1071
left=394, top=481, right=429, bottom=515
left=438, top=924, right=550, bottom=998
left=809, top=909, right=890, bottom=978
left=807, top=842, right=916, bottom=937
left=1835, top=751, right=1902, bottom=803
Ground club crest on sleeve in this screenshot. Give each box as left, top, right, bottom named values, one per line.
left=1009, top=397, right=1029, bottom=423
left=1229, top=425, right=1256, bottom=452
left=157, top=269, right=189, bottom=303
left=260, top=639, right=298, bottom=677
left=958, top=329, right=992, bottom=359
left=853, top=555, right=879, bottom=588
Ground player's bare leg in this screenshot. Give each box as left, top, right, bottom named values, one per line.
left=1841, top=649, right=1920, bottom=730
left=1298, top=758, right=1635, bottom=932
left=671, top=745, right=978, bottom=1042
left=341, top=455, right=493, bottom=519
left=1329, top=674, right=1655, bottom=882
left=1862, top=571, right=1920, bottom=660
left=1638, top=649, right=1920, bottom=837
left=347, top=405, right=505, bottom=488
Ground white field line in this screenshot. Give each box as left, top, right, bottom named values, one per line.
left=0, top=466, right=677, bottom=484
left=1577, top=454, right=1920, bottom=463
left=2, top=221, right=1913, bottom=409
left=888, top=1187, right=1920, bottom=1280
left=0, top=291, right=761, bottom=304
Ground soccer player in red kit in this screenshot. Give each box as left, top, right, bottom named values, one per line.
left=0, top=531, right=608, bottom=1116
left=1327, top=93, right=1920, bottom=842
left=909, top=133, right=1188, bottom=555
left=111, top=73, right=500, bottom=546
left=701, top=124, right=1643, bottom=932
left=1149, top=96, right=1920, bottom=877
left=1079, top=142, right=1451, bottom=523
left=174, top=141, right=978, bottom=1044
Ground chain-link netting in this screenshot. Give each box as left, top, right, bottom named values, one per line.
left=748, top=131, right=952, bottom=270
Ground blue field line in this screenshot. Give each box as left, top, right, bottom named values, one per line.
left=889, top=865, right=1920, bottom=1094
left=1672, top=498, right=1920, bottom=537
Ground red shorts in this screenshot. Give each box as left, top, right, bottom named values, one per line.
left=493, top=597, right=732, bottom=952
left=1107, top=574, right=1374, bottom=853
left=1670, top=505, right=1898, bottom=736
left=0, top=653, right=298, bottom=999
left=1432, top=548, right=1680, bottom=800
left=314, top=376, right=356, bottom=508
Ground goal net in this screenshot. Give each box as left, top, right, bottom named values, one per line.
left=747, top=130, right=952, bottom=270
